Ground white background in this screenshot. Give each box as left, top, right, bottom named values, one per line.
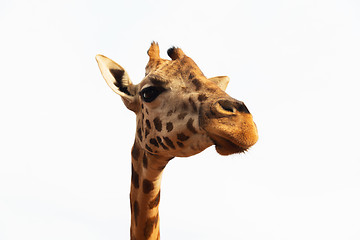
left=1, top=0, right=359, bottom=239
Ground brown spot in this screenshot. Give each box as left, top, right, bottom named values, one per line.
left=166, top=122, right=173, bottom=132
left=145, top=128, right=150, bottom=138
left=143, top=179, right=154, bottom=194
left=131, top=164, right=139, bottom=189
left=130, top=196, right=133, bottom=212
left=149, top=191, right=161, bottom=209
left=189, top=97, right=197, bottom=112
left=189, top=73, right=194, bottom=79
left=153, top=117, right=162, bottom=132
left=177, top=133, right=189, bottom=141
left=192, top=78, right=202, bottom=91
left=146, top=119, right=151, bottom=129
left=144, top=213, right=159, bottom=239
left=177, top=112, right=187, bottom=120
left=167, top=110, right=173, bottom=116
left=177, top=141, right=184, bottom=148
left=159, top=142, right=169, bottom=150
left=137, top=128, right=143, bottom=142
left=146, top=108, right=149, bottom=115
left=156, top=136, right=162, bottom=143
left=150, top=138, right=159, bottom=148
left=198, top=94, right=208, bottom=102
left=181, top=102, right=188, bottom=111
left=187, top=118, right=197, bottom=133
left=163, top=137, right=175, bottom=149
left=145, top=144, right=153, bottom=152
left=143, top=153, right=148, bottom=169
left=133, top=200, right=139, bottom=226
left=131, top=143, right=140, bottom=161
left=206, top=87, right=217, bottom=93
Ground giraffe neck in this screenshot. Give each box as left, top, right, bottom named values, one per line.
left=130, top=140, right=171, bottom=240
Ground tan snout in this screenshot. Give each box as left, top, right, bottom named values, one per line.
left=202, top=99, right=258, bottom=155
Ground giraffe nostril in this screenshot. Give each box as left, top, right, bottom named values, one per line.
left=221, top=105, right=234, bottom=113
left=216, top=99, right=250, bottom=114
left=217, top=100, right=235, bottom=113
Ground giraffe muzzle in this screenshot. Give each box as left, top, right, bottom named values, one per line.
left=201, top=99, right=258, bottom=155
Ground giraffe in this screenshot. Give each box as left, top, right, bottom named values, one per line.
left=95, top=42, right=258, bottom=240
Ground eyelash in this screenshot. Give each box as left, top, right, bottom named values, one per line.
left=140, top=86, right=166, bottom=103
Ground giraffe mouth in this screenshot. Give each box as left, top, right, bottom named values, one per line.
left=208, top=133, right=248, bottom=156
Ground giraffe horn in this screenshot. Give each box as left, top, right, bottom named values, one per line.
left=167, top=46, right=185, bottom=60
left=147, top=41, right=160, bottom=59
left=145, top=42, right=164, bottom=75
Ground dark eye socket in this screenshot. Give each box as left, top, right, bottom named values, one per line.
left=140, top=86, right=165, bottom=103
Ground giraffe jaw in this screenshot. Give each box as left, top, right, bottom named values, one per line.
left=208, top=133, right=248, bottom=155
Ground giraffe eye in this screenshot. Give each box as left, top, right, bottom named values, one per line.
left=140, top=86, right=165, bottom=103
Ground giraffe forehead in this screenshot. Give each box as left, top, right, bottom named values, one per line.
left=139, top=75, right=212, bottom=96
left=142, top=56, right=207, bottom=88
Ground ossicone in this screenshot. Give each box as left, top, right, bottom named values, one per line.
left=147, top=41, right=160, bottom=59
left=167, top=46, right=185, bottom=60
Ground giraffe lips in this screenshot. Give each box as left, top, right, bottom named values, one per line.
left=209, top=134, right=248, bottom=156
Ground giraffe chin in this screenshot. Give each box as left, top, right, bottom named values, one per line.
left=209, top=134, right=248, bottom=156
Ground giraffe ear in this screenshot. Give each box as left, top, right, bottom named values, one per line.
left=208, top=76, right=230, bottom=91
left=96, top=54, right=139, bottom=112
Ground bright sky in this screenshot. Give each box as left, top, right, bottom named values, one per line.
left=1, top=0, right=359, bottom=239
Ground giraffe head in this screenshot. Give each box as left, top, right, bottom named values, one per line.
left=96, top=42, right=258, bottom=158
